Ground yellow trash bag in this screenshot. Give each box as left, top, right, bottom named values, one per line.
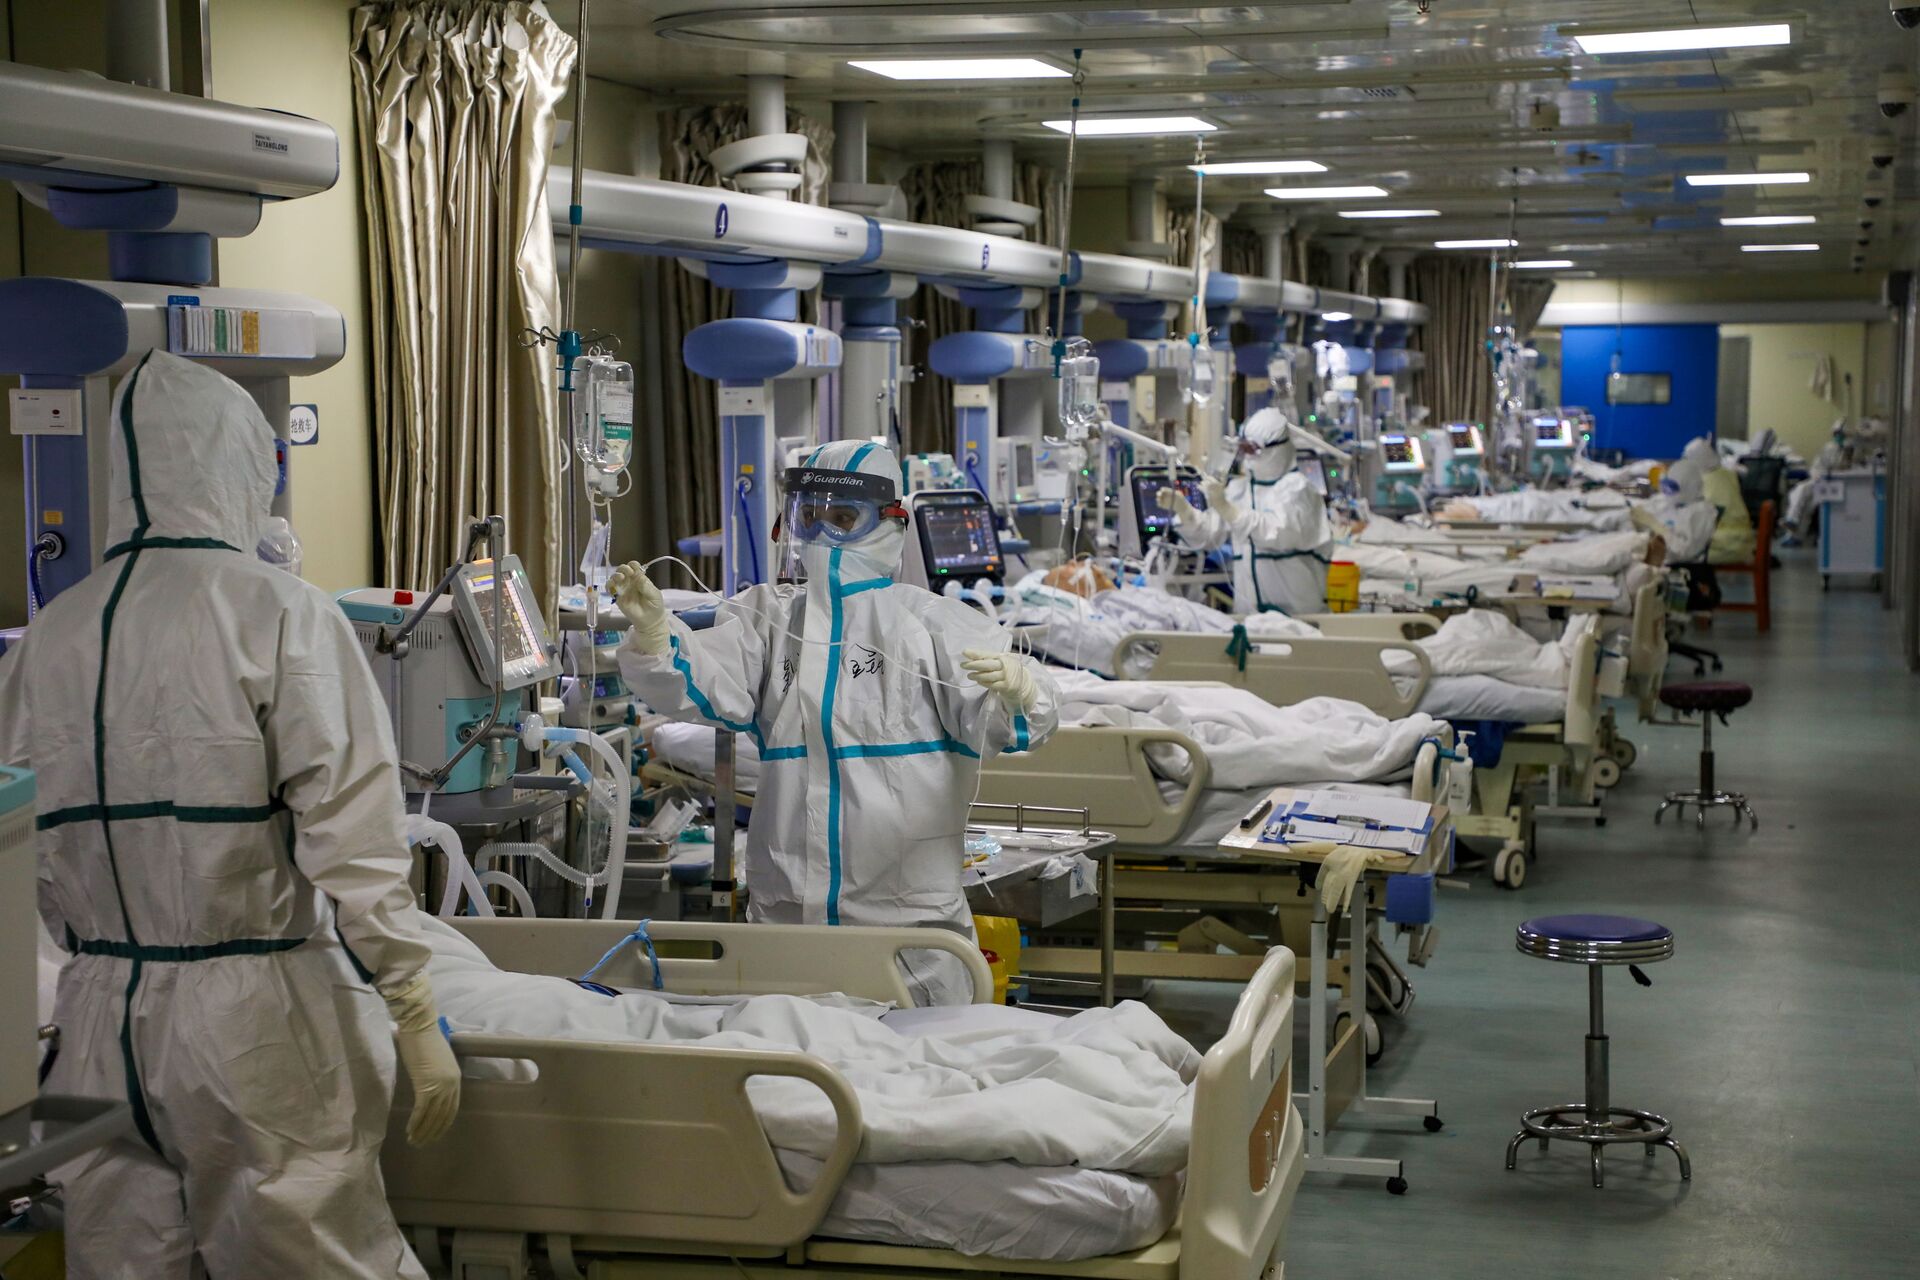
left=972, top=914, right=1022, bottom=1005
left=1325, top=560, right=1361, bottom=613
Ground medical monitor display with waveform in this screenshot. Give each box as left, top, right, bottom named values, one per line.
left=913, top=490, right=1004, bottom=580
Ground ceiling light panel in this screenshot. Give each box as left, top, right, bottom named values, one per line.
left=1338, top=209, right=1441, bottom=219
left=1512, top=259, right=1575, bottom=269
left=1043, top=115, right=1217, bottom=137
left=1721, top=215, right=1816, bottom=226
left=1684, top=172, right=1811, bottom=187
left=1570, top=23, right=1792, bottom=56
left=1741, top=243, right=1820, bottom=252
left=848, top=57, right=1070, bottom=81
left=1436, top=238, right=1520, bottom=249
left=1264, top=185, right=1389, bottom=200
left=1191, top=159, right=1327, bottom=175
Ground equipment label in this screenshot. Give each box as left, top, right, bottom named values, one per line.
left=9, top=387, right=82, bottom=436
left=252, top=131, right=291, bottom=155
left=719, top=385, right=766, bottom=415
left=288, top=403, right=320, bottom=445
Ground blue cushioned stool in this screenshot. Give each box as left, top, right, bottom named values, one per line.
left=1505, top=914, right=1691, bottom=1188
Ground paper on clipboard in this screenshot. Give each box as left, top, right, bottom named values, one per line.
left=1281, top=818, right=1426, bottom=856
left=1294, top=791, right=1432, bottom=832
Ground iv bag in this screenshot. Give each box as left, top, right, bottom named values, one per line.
left=1180, top=343, right=1217, bottom=407
left=1266, top=347, right=1295, bottom=398
left=1057, top=351, right=1103, bottom=435
left=573, top=354, right=636, bottom=476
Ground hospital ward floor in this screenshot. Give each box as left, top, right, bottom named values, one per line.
left=1149, top=553, right=1920, bottom=1280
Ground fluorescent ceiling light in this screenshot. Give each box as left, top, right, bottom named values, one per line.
left=1320, top=312, right=1352, bottom=322
left=1338, top=208, right=1441, bottom=219
left=1685, top=171, right=1811, bottom=187
left=1512, top=259, right=1574, bottom=269
left=1043, top=116, right=1215, bottom=137
left=1741, top=243, right=1820, bottom=253
left=1435, top=238, right=1519, bottom=249
left=1720, top=214, right=1816, bottom=226
left=1191, top=159, right=1326, bottom=175
left=1572, top=23, right=1791, bottom=56
left=1264, top=184, right=1388, bottom=200
left=849, top=58, right=1068, bottom=81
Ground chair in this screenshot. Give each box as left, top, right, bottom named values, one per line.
left=1654, top=681, right=1757, bottom=830
left=1737, top=456, right=1787, bottom=525
left=1714, top=500, right=1775, bottom=634
left=1505, top=915, right=1690, bottom=1189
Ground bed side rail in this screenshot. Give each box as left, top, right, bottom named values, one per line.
left=1115, top=631, right=1432, bottom=720
left=1561, top=626, right=1600, bottom=750
left=1181, top=946, right=1304, bottom=1280
left=1303, top=611, right=1441, bottom=641
left=443, top=918, right=993, bottom=1006
left=384, top=1036, right=861, bottom=1250
left=1626, top=578, right=1668, bottom=719
left=976, top=725, right=1211, bottom=848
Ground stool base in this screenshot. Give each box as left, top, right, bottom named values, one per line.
left=1506, top=1105, right=1691, bottom=1188
left=1656, top=790, right=1758, bottom=830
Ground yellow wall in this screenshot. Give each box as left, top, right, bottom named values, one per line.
left=1550, top=273, right=1884, bottom=307
left=209, top=0, right=374, bottom=593
left=1721, top=323, right=1867, bottom=458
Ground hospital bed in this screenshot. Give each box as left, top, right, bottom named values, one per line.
left=382, top=917, right=1305, bottom=1280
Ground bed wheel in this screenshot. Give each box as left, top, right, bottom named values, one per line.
left=1333, top=1010, right=1385, bottom=1066
left=1610, top=739, right=1638, bottom=769
left=1591, top=757, right=1622, bottom=789
left=1424, top=1114, right=1445, bottom=1133
left=1365, top=955, right=1411, bottom=1016
left=1493, top=844, right=1528, bottom=890
left=1386, top=1175, right=1409, bottom=1196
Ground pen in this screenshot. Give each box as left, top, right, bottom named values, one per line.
left=1239, top=798, right=1274, bottom=830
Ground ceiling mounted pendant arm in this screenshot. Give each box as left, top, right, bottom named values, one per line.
left=1051, top=48, right=1086, bottom=378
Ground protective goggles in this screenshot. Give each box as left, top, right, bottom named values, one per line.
left=779, top=467, right=908, bottom=544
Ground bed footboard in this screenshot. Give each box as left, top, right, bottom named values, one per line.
left=976, top=725, right=1211, bottom=848
left=1304, top=611, right=1441, bottom=641
left=442, top=917, right=993, bottom=1006
left=1180, top=946, right=1305, bottom=1280
left=1115, top=631, right=1432, bottom=719
left=385, top=1034, right=861, bottom=1251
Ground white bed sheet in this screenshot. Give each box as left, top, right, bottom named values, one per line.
left=1418, top=675, right=1566, bottom=723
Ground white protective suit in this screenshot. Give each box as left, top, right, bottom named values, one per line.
left=621, top=441, right=1061, bottom=1005
left=1632, top=453, right=1718, bottom=563
left=0, top=351, right=435, bottom=1279
left=1171, top=408, right=1334, bottom=616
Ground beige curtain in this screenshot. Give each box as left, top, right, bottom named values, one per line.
left=896, top=160, right=1059, bottom=454
left=1409, top=255, right=1495, bottom=425
left=1508, top=278, right=1555, bottom=340
left=653, top=104, right=833, bottom=588
left=349, top=1, right=574, bottom=611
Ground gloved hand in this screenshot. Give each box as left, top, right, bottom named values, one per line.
left=1316, top=844, right=1390, bottom=917
left=606, top=561, right=671, bottom=655
left=385, top=973, right=461, bottom=1147
left=1156, top=486, right=1198, bottom=519
left=1202, top=477, right=1241, bottom=525
left=961, top=649, right=1039, bottom=713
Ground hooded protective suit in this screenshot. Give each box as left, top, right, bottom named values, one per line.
left=0, top=351, right=436, bottom=1279
left=1170, top=408, right=1334, bottom=615
left=1682, top=437, right=1756, bottom=564
left=619, top=441, right=1060, bottom=1005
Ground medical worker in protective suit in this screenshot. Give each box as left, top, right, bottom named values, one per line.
left=1160, top=406, right=1335, bottom=616
left=611, top=441, right=1060, bottom=1005
left=0, top=351, right=459, bottom=1279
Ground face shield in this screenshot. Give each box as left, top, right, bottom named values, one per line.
left=779, top=466, right=908, bottom=546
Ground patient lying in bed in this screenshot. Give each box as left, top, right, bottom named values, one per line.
left=422, top=917, right=1189, bottom=1260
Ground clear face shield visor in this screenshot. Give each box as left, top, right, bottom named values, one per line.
left=778, top=467, right=907, bottom=546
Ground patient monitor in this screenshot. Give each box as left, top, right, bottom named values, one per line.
left=1530, top=414, right=1576, bottom=482
left=1371, top=432, right=1428, bottom=513
left=900, top=489, right=1005, bottom=590
left=1120, top=463, right=1207, bottom=557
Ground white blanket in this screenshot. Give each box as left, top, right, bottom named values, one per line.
left=424, top=917, right=1199, bottom=1176
left=1051, top=669, right=1444, bottom=790
left=1448, top=489, right=1634, bottom=530
left=1396, top=610, right=1596, bottom=690
left=1004, top=577, right=1317, bottom=676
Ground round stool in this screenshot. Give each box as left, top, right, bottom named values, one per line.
left=1505, top=914, right=1691, bottom=1189
left=1655, top=681, right=1757, bottom=830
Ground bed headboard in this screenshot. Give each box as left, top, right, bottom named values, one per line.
left=976, top=725, right=1210, bottom=849
left=1114, top=631, right=1432, bottom=720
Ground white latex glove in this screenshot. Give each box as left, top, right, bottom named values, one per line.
left=961, top=649, right=1039, bottom=713
left=1317, top=844, right=1390, bottom=917
left=606, top=560, right=670, bottom=655
left=386, top=973, right=461, bottom=1147
left=1202, top=477, right=1241, bottom=525
left=1156, top=486, right=1198, bottom=519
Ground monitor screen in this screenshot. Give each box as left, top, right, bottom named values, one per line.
left=915, top=492, right=1003, bottom=580
left=1533, top=416, right=1573, bottom=447
left=1132, top=466, right=1206, bottom=534
left=1446, top=423, right=1483, bottom=455
left=1380, top=434, right=1421, bottom=468
left=453, top=556, right=558, bottom=689
left=1297, top=455, right=1328, bottom=496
